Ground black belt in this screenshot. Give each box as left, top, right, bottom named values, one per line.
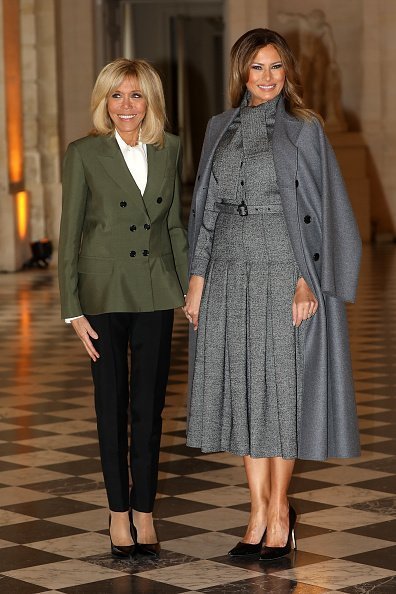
left=216, top=203, right=284, bottom=216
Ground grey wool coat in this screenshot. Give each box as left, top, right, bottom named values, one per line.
left=188, top=96, right=362, bottom=460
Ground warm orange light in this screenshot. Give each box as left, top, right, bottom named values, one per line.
left=16, top=191, right=28, bottom=239
left=17, top=288, right=32, bottom=383
left=3, top=0, right=23, bottom=187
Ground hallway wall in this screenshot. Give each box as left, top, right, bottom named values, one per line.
left=0, top=0, right=395, bottom=271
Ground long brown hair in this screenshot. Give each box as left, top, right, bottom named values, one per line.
left=229, top=28, right=320, bottom=122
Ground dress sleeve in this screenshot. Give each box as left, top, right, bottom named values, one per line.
left=190, top=178, right=218, bottom=278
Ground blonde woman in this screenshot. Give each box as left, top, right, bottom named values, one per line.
left=59, top=58, right=188, bottom=558
left=184, top=29, right=361, bottom=560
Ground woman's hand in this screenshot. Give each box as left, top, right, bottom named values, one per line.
left=292, top=277, right=318, bottom=327
left=71, top=317, right=100, bottom=361
left=182, top=275, right=205, bottom=331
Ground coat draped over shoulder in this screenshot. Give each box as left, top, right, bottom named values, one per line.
left=188, top=97, right=361, bottom=460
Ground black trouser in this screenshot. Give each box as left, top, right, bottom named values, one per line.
left=86, top=310, right=174, bottom=512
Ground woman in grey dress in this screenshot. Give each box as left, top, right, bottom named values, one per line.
left=184, top=29, right=361, bottom=561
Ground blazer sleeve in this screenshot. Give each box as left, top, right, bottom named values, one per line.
left=317, top=122, right=362, bottom=303
left=167, top=138, right=189, bottom=294
left=58, top=142, right=88, bottom=319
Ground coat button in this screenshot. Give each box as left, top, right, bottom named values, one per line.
left=120, top=201, right=127, bottom=208
left=130, top=225, right=136, bottom=232
left=142, top=249, right=149, bottom=256
left=157, top=197, right=163, bottom=204
left=130, top=250, right=136, bottom=257
left=295, top=179, right=299, bottom=188
left=304, top=215, right=311, bottom=224
left=313, top=252, right=320, bottom=261
left=197, top=174, right=201, bottom=180
left=144, top=224, right=151, bottom=230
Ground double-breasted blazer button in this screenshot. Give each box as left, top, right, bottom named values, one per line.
left=295, top=179, right=299, bottom=188
left=130, top=225, right=136, bottom=232
left=142, top=249, right=149, bottom=256
left=130, top=250, right=136, bottom=257
left=157, top=197, right=163, bottom=204
left=144, top=224, right=151, bottom=230
left=304, top=215, right=311, bottom=224
left=313, top=252, right=320, bottom=261
left=120, top=201, right=127, bottom=208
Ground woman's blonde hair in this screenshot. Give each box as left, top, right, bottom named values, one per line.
left=91, top=58, right=166, bottom=147
left=229, top=28, right=321, bottom=122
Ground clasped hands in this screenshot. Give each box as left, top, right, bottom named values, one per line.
left=183, top=275, right=318, bottom=331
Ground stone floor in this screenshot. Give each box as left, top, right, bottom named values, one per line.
left=0, top=243, right=395, bottom=593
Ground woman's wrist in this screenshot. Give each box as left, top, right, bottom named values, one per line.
left=189, top=274, right=205, bottom=288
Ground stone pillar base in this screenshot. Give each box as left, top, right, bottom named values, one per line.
left=328, top=132, right=371, bottom=242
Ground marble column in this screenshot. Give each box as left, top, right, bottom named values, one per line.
left=56, top=0, right=96, bottom=151
left=0, top=0, right=31, bottom=271
left=35, top=0, right=62, bottom=249
left=361, top=0, right=396, bottom=238
left=21, top=0, right=44, bottom=242
left=0, top=0, right=15, bottom=270
left=122, top=0, right=135, bottom=59
left=20, top=0, right=61, bottom=254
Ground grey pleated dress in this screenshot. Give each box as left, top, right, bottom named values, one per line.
left=187, top=96, right=305, bottom=459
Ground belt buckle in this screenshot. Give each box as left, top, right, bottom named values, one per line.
left=237, top=203, right=248, bottom=217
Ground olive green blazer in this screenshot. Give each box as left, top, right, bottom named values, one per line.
left=58, top=132, right=188, bottom=318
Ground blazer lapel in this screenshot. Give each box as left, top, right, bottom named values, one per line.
left=143, top=143, right=168, bottom=207
left=97, top=136, right=149, bottom=216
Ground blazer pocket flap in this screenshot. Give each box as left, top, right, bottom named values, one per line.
left=77, top=256, right=113, bottom=274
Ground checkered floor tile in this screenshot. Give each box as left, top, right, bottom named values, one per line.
left=0, top=243, right=395, bottom=593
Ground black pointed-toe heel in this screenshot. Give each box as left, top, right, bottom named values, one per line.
left=130, top=514, right=160, bottom=558
left=259, top=506, right=297, bottom=562
left=228, top=530, right=267, bottom=557
left=109, top=514, right=134, bottom=559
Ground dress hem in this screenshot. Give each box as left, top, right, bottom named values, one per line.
left=186, top=439, right=297, bottom=460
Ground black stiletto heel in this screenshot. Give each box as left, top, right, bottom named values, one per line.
left=228, top=529, right=267, bottom=557
left=109, top=514, right=134, bottom=558
left=259, top=506, right=297, bottom=561
left=130, top=512, right=160, bottom=558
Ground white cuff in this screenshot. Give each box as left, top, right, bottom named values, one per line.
left=65, top=315, right=84, bottom=324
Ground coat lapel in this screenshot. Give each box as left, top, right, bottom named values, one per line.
left=97, top=136, right=149, bottom=216
left=272, top=99, right=308, bottom=277
left=272, top=97, right=303, bottom=195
